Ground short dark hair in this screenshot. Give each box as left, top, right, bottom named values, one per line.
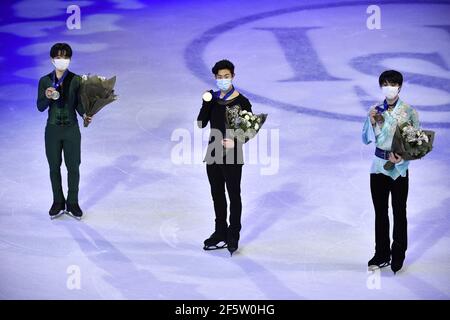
left=212, top=59, right=235, bottom=75
left=50, top=43, right=73, bottom=58
left=379, top=70, right=403, bottom=87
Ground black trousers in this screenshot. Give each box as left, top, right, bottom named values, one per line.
left=45, top=124, right=81, bottom=204
left=370, top=172, right=409, bottom=258
left=206, top=163, right=243, bottom=235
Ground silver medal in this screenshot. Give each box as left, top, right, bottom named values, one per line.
left=51, top=90, right=60, bottom=100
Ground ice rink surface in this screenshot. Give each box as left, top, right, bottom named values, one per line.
left=0, top=0, right=449, bottom=299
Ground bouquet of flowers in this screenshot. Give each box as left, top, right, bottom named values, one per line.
left=80, top=74, right=118, bottom=127
left=225, top=105, right=268, bottom=143
left=384, top=122, right=435, bottom=170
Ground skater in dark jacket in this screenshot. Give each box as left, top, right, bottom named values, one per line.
left=197, top=59, right=252, bottom=256
left=37, top=43, right=92, bottom=220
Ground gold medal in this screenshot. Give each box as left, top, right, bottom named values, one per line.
left=202, top=91, right=212, bottom=102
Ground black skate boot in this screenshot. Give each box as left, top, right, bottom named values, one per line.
left=66, top=203, right=83, bottom=220
left=49, top=202, right=65, bottom=220
left=391, top=242, right=406, bottom=275
left=368, top=254, right=391, bottom=271
left=203, top=231, right=227, bottom=250
left=227, top=229, right=240, bottom=257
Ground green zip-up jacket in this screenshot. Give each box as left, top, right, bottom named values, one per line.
left=37, top=70, right=85, bottom=126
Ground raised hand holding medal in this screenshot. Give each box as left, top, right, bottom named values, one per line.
left=50, top=89, right=60, bottom=100
left=45, top=87, right=58, bottom=99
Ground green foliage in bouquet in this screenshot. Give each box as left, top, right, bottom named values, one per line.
left=80, top=74, right=118, bottom=127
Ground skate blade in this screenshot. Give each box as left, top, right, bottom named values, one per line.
left=203, top=241, right=227, bottom=251
left=50, top=211, right=65, bottom=220
left=368, top=262, right=390, bottom=271
left=65, top=211, right=82, bottom=221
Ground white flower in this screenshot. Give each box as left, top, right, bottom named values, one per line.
left=98, top=76, right=106, bottom=81
left=241, top=110, right=247, bottom=114
left=251, top=116, right=256, bottom=120
left=254, top=123, right=259, bottom=130
left=82, top=74, right=88, bottom=80
left=417, top=140, right=422, bottom=145
left=245, top=115, right=250, bottom=120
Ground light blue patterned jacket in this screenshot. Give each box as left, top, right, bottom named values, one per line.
left=362, top=98, right=420, bottom=180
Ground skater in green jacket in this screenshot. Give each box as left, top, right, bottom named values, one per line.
left=37, top=43, right=92, bottom=220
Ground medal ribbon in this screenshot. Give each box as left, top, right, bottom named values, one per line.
left=215, top=86, right=235, bottom=101
left=52, top=70, right=69, bottom=89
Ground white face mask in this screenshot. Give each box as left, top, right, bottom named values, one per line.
left=216, top=78, right=232, bottom=91
left=381, top=85, right=399, bottom=100
left=52, top=58, right=70, bottom=71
